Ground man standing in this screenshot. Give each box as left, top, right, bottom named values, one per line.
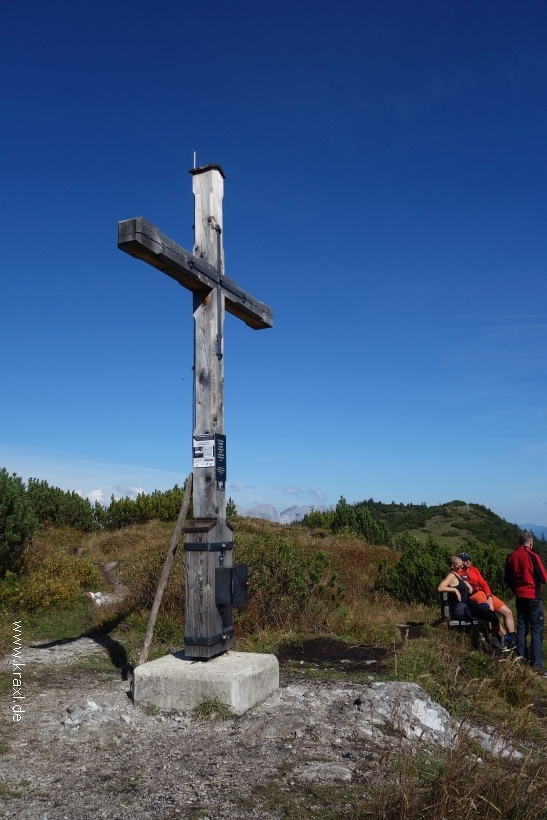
left=505, top=531, right=547, bottom=674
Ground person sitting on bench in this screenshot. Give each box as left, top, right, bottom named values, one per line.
left=438, top=555, right=503, bottom=642
left=457, top=551, right=516, bottom=648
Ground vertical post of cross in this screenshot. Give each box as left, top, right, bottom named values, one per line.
left=184, top=164, right=234, bottom=659
left=118, top=162, right=272, bottom=660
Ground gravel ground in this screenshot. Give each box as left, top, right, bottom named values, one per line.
left=0, top=635, right=515, bottom=820
left=1, top=637, right=384, bottom=819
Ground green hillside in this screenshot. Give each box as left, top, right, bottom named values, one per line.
left=356, top=499, right=521, bottom=551
left=302, top=498, right=523, bottom=550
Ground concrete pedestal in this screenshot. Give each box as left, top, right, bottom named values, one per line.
left=133, top=650, right=279, bottom=716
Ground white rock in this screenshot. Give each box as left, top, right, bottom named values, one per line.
left=466, top=727, right=523, bottom=761
left=294, top=762, right=352, bottom=782
left=86, top=591, right=110, bottom=606
left=355, top=683, right=455, bottom=747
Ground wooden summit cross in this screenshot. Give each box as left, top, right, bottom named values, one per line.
left=118, top=164, right=273, bottom=659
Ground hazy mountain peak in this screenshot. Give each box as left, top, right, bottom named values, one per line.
left=236, top=503, right=331, bottom=524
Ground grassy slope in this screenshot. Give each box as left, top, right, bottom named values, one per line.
left=356, top=499, right=527, bottom=552
left=407, top=504, right=517, bottom=549
left=0, top=517, right=427, bottom=655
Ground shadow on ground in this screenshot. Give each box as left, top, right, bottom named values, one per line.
left=28, top=622, right=131, bottom=679
left=276, top=623, right=426, bottom=675
left=277, top=637, right=391, bottom=674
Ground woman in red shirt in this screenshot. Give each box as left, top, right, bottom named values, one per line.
left=458, top=552, right=516, bottom=646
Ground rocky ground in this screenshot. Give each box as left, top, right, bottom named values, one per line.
left=0, top=636, right=524, bottom=820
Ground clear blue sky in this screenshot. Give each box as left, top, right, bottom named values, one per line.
left=1, top=1, right=545, bottom=525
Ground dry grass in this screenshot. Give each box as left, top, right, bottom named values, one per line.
left=81, top=519, right=173, bottom=561
left=232, top=518, right=432, bottom=646
left=193, top=698, right=232, bottom=721
left=0, top=516, right=435, bottom=663
left=0, top=517, right=439, bottom=659
left=257, top=728, right=547, bottom=820
left=386, top=625, right=547, bottom=743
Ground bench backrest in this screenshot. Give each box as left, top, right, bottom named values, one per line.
left=440, top=590, right=456, bottom=620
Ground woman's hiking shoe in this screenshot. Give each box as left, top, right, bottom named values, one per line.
left=503, top=635, right=516, bottom=651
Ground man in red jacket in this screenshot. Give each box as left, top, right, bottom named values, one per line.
left=505, top=531, right=547, bottom=673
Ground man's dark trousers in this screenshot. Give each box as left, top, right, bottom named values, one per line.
left=516, top=598, right=544, bottom=668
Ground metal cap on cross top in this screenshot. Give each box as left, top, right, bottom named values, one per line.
left=118, top=164, right=273, bottom=659
left=189, top=163, right=226, bottom=179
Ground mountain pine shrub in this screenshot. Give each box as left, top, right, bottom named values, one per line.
left=374, top=532, right=511, bottom=606
left=0, top=469, right=37, bottom=576
left=93, top=482, right=192, bottom=530
left=234, top=531, right=345, bottom=634
left=374, top=534, right=450, bottom=605
left=302, top=497, right=392, bottom=546
left=27, top=478, right=96, bottom=531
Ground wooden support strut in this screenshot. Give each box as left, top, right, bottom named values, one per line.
left=137, top=474, right=193, bottom=667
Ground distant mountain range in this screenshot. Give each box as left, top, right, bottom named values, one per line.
left=519, top=524, right=547, bottom=539
left=235, top=503, right=331, bottom=524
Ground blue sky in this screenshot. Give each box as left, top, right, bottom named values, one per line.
left=1, top=1, right=546, bottom=525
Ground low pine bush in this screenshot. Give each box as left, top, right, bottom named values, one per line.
left=374, top=532, right=510, bottom=606
left=0, top=468, right=37, bottom=576
left=374, top=534, right=448, bottom=605
left=27, top=478, right=96, bottom=531
left=15, top=549, right=102, bottom=610
left=234, top=529, right=345, bottom=635
left=93, top=481, right=193, bottom=529
left=0, top=571, right=21, bottom=613
left=302, top=496, right=392, bottom=546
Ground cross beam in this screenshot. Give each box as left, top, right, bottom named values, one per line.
left=118, top=217, right=273, bottom=330
left=118, top=164, right=272, bottom=660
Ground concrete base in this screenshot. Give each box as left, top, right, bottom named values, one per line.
left=133, top=650, right=279, bottom=716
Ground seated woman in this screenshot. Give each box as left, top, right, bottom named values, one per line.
left=457, top=551, right=516, bottom=646
left=438, top=555, right=503, bottom=641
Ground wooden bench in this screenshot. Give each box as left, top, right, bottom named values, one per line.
left=439, top=593, right=513, bottom=656
left=439, top=591, right=481, bottom=628
left=439, top=591, right=493, bottom=650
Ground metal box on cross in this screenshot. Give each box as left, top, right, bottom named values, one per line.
left=118, top=164, right=273, bottom=659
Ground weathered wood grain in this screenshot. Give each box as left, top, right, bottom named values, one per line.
left=191, top=165, right=224, bottom=271
left=185, top=165, right=233, bottom=658
left=118, top=217, right=273, bottom=331
left=185, top=544, right=233, bottom=658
